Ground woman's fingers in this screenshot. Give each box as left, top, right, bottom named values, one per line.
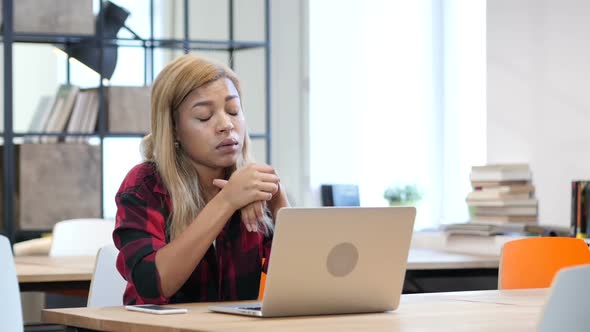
left=245, top=205, right=257, bottom=232
left=257, top=172, right=280, bottom=184
left=253, top=201, right=264, bottom=224
left=257, top=182, right=279, bottom=194
left=212, top=179, right=228, bottom=188
left=218, top=163, right=280, bottom=210
left=254, top=191, right=274, bottom=201
left=251, top=163, right=275, bottom=174
left=240, top=202, right=267, bottom=233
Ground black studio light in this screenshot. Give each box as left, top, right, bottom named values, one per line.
left=66, top=1, right=135, bottom=79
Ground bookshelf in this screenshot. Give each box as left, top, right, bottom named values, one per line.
left=1, top=0, right=272, bottom=243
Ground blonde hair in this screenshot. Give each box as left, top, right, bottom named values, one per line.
left=142, top=54, right=273, bottom=240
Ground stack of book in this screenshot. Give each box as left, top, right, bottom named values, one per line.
left=442, top=222, right=569, bottom=237
left=466, top=163, right=537, bottom=223
left=28, top=84, right=151, bottom=143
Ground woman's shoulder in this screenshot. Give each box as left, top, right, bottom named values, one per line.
left=118, top=161, right=168, bottom=196
left=126, top=161, right=158, bottom=178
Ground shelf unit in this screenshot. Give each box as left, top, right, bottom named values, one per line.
left=1, top=0, right=271, bottom=243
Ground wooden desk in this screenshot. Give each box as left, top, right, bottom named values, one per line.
left=43, top=289, right=547, bottom=332
left=15, top=256, right=96, bottom=292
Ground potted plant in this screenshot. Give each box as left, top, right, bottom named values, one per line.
left=383, top=184, right=423, bottom=206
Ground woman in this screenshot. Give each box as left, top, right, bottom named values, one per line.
left=113, top=54, right=289, bottom=305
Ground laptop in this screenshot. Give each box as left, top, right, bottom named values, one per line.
left=208, top=206, right=416, bottom=317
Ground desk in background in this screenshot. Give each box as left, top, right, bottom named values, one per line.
left=43, top=289, right=547, bottom=332
left=405, top=232, right=512, bottom=293
left=15, top=256, right=95, bottom=292
left=407, top=248, right=498, bottom=270
left=405, top=248, right=499, bottom=293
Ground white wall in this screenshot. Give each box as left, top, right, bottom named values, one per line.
left=487, top=0, right=590, bottom=227
left=269, top=0, right=309, bottom=207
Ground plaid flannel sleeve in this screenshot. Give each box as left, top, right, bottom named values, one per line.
left=113, top=184, right=169, bottom=304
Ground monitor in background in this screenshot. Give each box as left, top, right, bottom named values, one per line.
left=321, top=184, right=360, bottom=206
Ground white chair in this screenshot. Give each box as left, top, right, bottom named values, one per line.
left=87, top=245, right=126, bottom=307
left=45, top=218, right=116, bottom=312
left=50, top=218, right=115, bottom=257
left=537, top=263, right=590, bottom=332
left=0, top=235, right=24, bottom=332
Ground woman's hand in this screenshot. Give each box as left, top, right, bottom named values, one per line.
left=238, top=201, right=265, bottom=232
left=212, top=164, right=279, bottom=228
left=211, top=180, right=266, bottom=232
left=267, top=181, right=289, bottom=221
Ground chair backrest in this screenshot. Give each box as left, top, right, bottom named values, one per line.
left=87, top=244, right=127, bottom=307
left=0, top=235, right=24, bottom=332
left=499, top=237, right=590, bottom=289
left=537, top=264, right=590, bottom=332
left=50, top=218, right=115, bottom=257
left=258, top=258, right=267, bottom=300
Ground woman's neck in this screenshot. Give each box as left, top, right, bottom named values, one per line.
left=194, top=164, right=225, bottom=200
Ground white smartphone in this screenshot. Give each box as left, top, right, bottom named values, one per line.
left=124, top=304, right=188, bottom=315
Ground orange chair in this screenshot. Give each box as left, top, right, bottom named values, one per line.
left=258, top=258, right=267, bottom=300
left=499, top=237, right=590, bottom=289
left=258, top=271, right=267, bottom=301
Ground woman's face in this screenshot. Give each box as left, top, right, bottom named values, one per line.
left=175, top=77, right=246, bottom=171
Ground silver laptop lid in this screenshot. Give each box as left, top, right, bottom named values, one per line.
left=260, top=207, right=416, bottom=317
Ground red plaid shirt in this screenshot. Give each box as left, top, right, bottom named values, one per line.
left=113, top=162, right=272, bottom=305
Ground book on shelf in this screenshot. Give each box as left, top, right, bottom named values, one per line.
left=473, top=183, right=534, bottom=193
left=470, top=215, right=537, bottom=223
left=443, top=222, right=530, bottom=236
left=466, top=191, right=531, bottom=201
left=467, top=198, right=537, bottom=207
left=65, top=89, right=99, bottom=143
left=571, top=180, right=590, bottom=238
left=443, top=222, right=569, bottom=237
left=42, top=85, right=79, bottom=143
left=470, top=163, right=531, bottom=182
left=471, top=180, right=530, bottom=188
left=80, top=90, right=99, bottom=141
left=26, top=95, right=55, bottom=143
left=474, top=205, right=538, bottom=217
left=65, top=90, right=90, bottom=142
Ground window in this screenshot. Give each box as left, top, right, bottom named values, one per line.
left=309, top=0, right=486, bottom=229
